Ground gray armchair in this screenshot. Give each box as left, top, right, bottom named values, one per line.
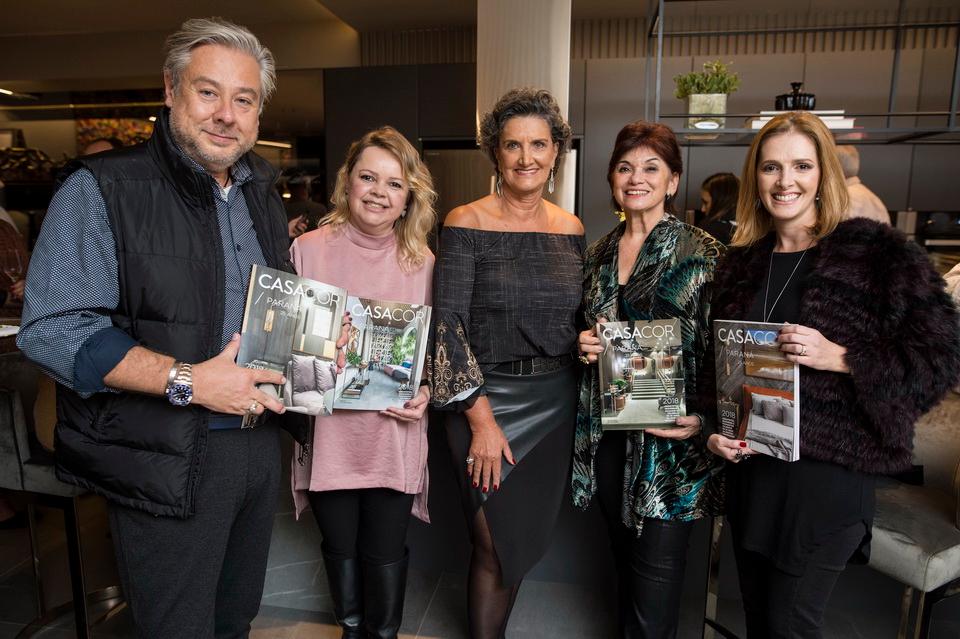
left=868, top=390, right=960, bottom=638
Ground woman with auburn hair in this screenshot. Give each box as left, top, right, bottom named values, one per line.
left=706, top=111, right=960, bottom=637
left=432, top=87, right=584, bottom=638
left=575, top=120, right=724, bottom=638
left=291, top=126, right=437, bottom=639
left=696, top=172, right=740, bottom=245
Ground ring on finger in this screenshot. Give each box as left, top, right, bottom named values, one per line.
left=578, top=354, right=590, bottom=365
left=465, top=456, right=475, bottom=465
left=247, top=400, right=259, bottom=414
left=734, top=449, right=743, bottom=461
left=799, top=345, right=807, bottom=357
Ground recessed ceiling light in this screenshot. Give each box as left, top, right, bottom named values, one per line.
left=256, top=139, right=292, bottom=149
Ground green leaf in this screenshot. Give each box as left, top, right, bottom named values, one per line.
left=673, top=60, right=740, bottom=99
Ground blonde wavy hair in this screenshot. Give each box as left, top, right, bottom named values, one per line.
left=325, top=126, right=437, bottom=271
left=731, top=111, right=849, bottom=247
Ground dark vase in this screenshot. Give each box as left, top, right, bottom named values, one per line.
left=775, top=82, right=816, bottom=111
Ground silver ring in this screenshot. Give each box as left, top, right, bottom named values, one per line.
left=734, top=449, right=743, bottom=461
left=465, top=457, right=475, bottom=465
left=799, top=345, right=807, bottom=357
left=248, top=401, right=259, bottom=414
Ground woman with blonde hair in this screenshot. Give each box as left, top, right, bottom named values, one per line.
left=291, top=126, right=437, bottom=639
left=706, top=111, right=960, bottom=637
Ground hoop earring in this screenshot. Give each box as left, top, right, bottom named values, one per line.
left=547, top=168, right=555, bottom=195
left=495, top=172, right=502, bottom=197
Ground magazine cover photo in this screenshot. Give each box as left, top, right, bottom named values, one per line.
left=237, top=265, right=346, bottom=416
left=597, top=318, right=685, bottom=430
left=714, top=320, right=800, bottom=461
left=332, top=296, right=432, bottom=411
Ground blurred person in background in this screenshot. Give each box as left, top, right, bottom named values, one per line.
left=835, top=145, right=889, bottom=225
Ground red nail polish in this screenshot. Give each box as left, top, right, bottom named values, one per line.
left=472, top=481, right=478, bottom=488
left=739, top=441, right=747, bottom=448
left=482, top=486, right=488, bottom=493
left=494, top=484, right=499, bottom=491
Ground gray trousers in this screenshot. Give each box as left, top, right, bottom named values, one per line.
left=108, top=426, right=281, bottom=639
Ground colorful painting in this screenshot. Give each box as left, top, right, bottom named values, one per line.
left=75, top=118, right=154, bottom=149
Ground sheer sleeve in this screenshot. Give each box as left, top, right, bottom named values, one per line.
left=430, top=226, right=485, bottom=408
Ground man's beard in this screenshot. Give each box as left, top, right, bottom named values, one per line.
left=168, top=109, right=256, bottom=174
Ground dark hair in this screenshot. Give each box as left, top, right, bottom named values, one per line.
left=607, top=121, right=683, bottom=213
left=478, top=87, right=571, bottom=171
left=700, top=172, right=740, bottom=221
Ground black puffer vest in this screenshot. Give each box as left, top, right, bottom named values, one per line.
left=54, top=109, right=291, bottom=518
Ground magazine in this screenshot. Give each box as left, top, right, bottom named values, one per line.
left=713, top=320, right=800, bottom=461
left=597, top=319, right=685, bottom=430
left=237, top=265, right=347, bottom=418
left=332, top=296, right=432, bottom=411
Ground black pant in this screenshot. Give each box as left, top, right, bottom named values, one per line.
left=308, top=488, right=414, bottom=564
left=596, top=431, right=694, bottom=639
left=733, top=522, right=866, bottom=639
left=108, top=426, right=281, bottom=639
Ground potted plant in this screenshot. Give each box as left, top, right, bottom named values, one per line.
left=674, top=60, right=740, bottom=130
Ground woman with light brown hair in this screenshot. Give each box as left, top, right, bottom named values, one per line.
left=706, top=111, right=960, bottom=637
left=290, top=125, right=437, bottom=639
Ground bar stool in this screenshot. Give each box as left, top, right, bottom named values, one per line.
left=0, top=355, right=124, bottom=638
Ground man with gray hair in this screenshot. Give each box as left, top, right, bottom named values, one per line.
left=835, top=144, right=890, bottom=225
left=19, top=17, right=295, bottom=637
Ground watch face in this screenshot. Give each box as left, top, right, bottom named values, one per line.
left=167, top=383, right=193, bottom=406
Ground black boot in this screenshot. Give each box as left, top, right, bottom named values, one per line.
left=361, top=550, right=408, bottom=639
left=323, top=553, right=364, bottom=639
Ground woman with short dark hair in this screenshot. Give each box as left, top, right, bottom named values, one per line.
left=432, top=87, right=584, bottom=638
left=576, top=120, right=725, bottom=638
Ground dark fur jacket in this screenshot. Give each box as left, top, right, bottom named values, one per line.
left=711, top=218, right=960, bottom=474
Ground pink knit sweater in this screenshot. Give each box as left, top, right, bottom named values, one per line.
left=289, top=222, right=433, bottom=522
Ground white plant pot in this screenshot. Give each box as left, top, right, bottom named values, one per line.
left=687, top=93, right=727, bottom=130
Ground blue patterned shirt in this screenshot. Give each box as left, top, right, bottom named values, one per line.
left=18, top=148, right=265, bottom=396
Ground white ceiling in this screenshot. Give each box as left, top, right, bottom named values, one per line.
left=0, top=0, right=339, bottom=36
left=0, top=0, right=651, bottom=38
left=295, top=0, right=649, bottom=32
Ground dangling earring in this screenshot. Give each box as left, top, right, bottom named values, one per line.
left=400, top=208, right=407, bottom=218
left=755, top=198, right=762, bottom=210
left=547, top=168, right=556, bottom=195
left=495, top=172, right=502, bottom=197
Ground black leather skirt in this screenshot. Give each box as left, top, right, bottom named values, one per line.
left=445, top=361, right=578, bottom=585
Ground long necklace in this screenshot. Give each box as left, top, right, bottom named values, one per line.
left=762, top=248, right=809, bottom=322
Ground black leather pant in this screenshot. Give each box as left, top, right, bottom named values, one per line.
left=596, top=431, right=694, bottom=639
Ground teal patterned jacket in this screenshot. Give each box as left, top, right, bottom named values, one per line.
left=572, top=213, right=726, bottom=534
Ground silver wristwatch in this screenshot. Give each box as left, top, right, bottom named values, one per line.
left=165, top=361, right=194, bottom=407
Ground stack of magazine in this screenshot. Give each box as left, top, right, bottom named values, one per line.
left=237, top=265, right=431, bottom=417
left=713, top=320, right=800, bottom=461
left=597, top=318, right=685, bottom=430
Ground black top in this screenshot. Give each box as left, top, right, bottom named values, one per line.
left=431, top=227, right=585, bottom=406
left=730, top=247, right=875, bottom=574
left=746, top=248, right=815, bottom=323
left=698, top=215, right=736, bottom=246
